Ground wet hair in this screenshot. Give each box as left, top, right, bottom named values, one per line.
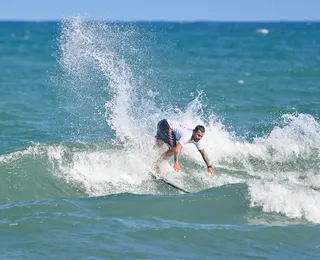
left=194, top=125, right=205, bottom=133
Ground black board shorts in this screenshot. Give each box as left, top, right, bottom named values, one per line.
left=155, top=119, right=177, bottom=147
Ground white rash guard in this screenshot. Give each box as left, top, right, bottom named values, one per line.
left=167, top=119, right=205, bottom=150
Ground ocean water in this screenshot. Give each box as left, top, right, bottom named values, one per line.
left=1, top=18, right=320, bottom=259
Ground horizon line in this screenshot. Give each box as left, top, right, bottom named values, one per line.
left=0, top=18, right=319, bottom=23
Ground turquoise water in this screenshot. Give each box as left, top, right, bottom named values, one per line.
left=1, top=19, right=320, bottom=259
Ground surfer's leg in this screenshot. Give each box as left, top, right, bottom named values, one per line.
left=155, top=147, right=174, bottom=164
left=155, top=139, right=164, bottom=148
left=161, top=147, right=174, bottom=160
left=153, top=146, right=174, bottom=171
left=153, top=119, right=176, bottom=171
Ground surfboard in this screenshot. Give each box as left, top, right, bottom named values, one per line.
left=150, top=172, right=190, bottom=194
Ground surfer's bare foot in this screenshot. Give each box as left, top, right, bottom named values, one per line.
left=152, top=163, right=163, bottom=174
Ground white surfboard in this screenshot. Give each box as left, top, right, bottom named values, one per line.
left=150, top=171, right=190, bottom=194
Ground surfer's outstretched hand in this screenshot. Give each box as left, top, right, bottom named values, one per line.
left=173, top=162, right=181, bottom=172
left=208, top=167, right=214, bottom=176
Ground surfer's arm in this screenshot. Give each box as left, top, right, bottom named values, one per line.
left=173, top=143, right=182, bottom=172
left=199, top=149, right=214, bottom=176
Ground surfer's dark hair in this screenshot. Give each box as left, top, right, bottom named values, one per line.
left=194, top=125, right=205, bottom=133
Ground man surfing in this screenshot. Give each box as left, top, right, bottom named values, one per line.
left=153, top=119, right=214, bottom=176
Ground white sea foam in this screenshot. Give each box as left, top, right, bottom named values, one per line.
left=256, top=28, right=269, bottom=35
left=249, top=180, right=320, bottom=223
left=49, top=17, right=320, bottom=222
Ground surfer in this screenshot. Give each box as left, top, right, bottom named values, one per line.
left=153, top=119, right=214, bottom=176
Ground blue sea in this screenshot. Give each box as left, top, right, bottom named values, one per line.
left=1, top=18, right=320, bottom=259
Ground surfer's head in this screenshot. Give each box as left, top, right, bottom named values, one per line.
left=192, top=125, right=205, bottom=142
